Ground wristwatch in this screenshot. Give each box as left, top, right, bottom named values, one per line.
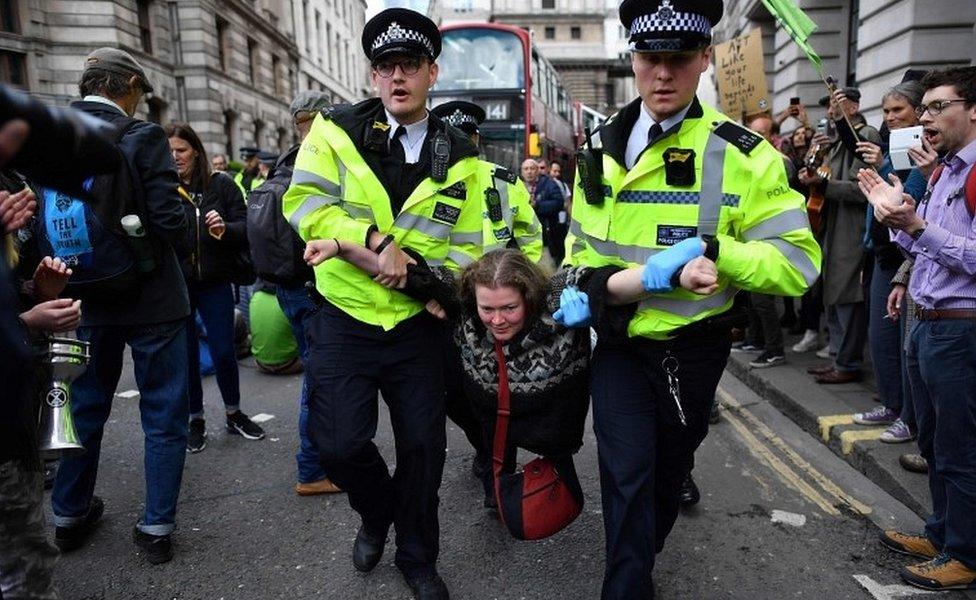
left=702, top=235, right=720, bottom=262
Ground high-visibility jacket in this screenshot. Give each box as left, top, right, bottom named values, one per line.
left=282, top=99, right=541, bottom=330
left=233, top=170, right=265, bottom=198
left=475, top=160, right=544, bottom=263
left=566, top=97, right=822, bottom=340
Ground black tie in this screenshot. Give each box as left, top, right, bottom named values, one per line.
left=390, top=126, right=406, bottom=162
left=648, top=122, right=664, bottom=146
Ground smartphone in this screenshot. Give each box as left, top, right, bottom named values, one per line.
left=790, top=97, right=801, bottom=105
left=889, top=125, right=923, bottom=171
left=816, top=118, right=828, bottom=136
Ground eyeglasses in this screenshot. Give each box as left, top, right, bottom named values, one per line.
left=372, top=57, right=424, bottom=78
left=915, top=99, right=968, bottom=118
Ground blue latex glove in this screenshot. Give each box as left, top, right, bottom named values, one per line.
left=553, top=286, right=591, bottom=328
left=641, top=237, right=705, bottom=293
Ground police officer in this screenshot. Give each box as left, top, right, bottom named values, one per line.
left=562, top=1, right=822, bottom=597
left=431, top=100, right=486, bottom=147
left=233, top=146, right=264, bottom=197
left=282, top=8, right=509, bottom=599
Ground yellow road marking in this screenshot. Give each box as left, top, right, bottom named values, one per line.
left=718, top=387, right=873, bottom=516
left=839, top=428, right=887, bottom=455
left=722, top=406, right=841, bottom=516
left=817, top=414, right=855, bottom=443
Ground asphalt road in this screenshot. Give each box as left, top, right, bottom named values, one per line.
left=49, top=354, right=960, bottom=600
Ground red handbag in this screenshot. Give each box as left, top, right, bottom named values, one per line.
left=492, top=340, right=583, bottom=541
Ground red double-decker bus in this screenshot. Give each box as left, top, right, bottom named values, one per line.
left=431, top=22, right=576, bottom=173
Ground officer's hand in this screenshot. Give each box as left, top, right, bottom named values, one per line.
left=679, top=256, right=719, bottom=295
left=552, top=286, right=591, bottom=328
left=304, top=239, right=340, bottom=266
left=425, top=299, right=447, bottom=320
left=374, top=240, right=410, bottom=289
left=641, top=237, right=704, bottom=293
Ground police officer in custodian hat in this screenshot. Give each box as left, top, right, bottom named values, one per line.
left=282, top=7, right=529, bottom=599
left=559, top=1, right=822, bottom=597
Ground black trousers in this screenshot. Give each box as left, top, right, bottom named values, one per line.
left=441, top=323, right=486, bottom=460
left=305, top=303, right=447, bottom=578
left=591, top=329, right=731, bottom=600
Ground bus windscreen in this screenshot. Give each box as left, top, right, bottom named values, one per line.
left=435, top=29, right=525, bottom=91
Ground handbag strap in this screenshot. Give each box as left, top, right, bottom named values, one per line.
left=492, top=339, right=511, bottom=527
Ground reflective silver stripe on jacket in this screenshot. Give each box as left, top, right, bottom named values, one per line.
left=697, top=133, right=730, bottom=236
left=287, top=163, right=347, bottom=231
left=393, top=212, right=452, bottom=240
left=569, top=220, right=661, bottom=264
left=450, top=231, right=483, bottom=245
left=291, top=168, right=342, bottom=197
left=341, top=203, right=375, bottom=221
left=742, top=208, right=810, bottom=241
left=288, top=194, right=341, bottom=230
left=765, top=238, right=820, bottom=286
left=447, top=249, right=475, bottom=267
left=639, top=285, right=738, bottom=316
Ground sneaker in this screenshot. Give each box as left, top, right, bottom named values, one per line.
left=901, top=554, right=976, bottom=590
left=879, top=530, right=939, bottom=560
left=853, top=406, right=898, bottom=426
left=187, top=418, right=207, bottom=453
left=55, top=496, right=105, bottom=552
left=815, top=346, right=833, bottom=359
left=880, top=419, right=916, bottom=443
left=749, top=350, right=785, bottom=368
left=133, top=526, right=173, bottom=565
left=791, top=330, right=819, bottom=353
left=226, top=411, right=266, bottom=440
left=731, top=342, right=763, bottom=353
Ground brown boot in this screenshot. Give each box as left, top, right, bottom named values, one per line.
left=901, top=555, right=976, bottom=590
left=295, top=478, right=343, bottom=496
left=899, top=453, right=928, bottom=474
left=879, top=530, right=938, bottom=559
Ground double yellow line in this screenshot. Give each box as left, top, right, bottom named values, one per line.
left=717, top=387, right=872, bottom=518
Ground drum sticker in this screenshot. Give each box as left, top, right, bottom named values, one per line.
left=43, top=189, right=92, bottom=261
left=657, top=225, right=698, bottom=246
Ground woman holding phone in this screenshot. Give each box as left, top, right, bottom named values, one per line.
left=850, top=82, right=933, bottom=444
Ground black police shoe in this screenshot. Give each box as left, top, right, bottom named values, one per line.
left=54, top=496, right=105, bottom=552
left=405, top=572, right=450, bottom=600
left=679, top=473, right=701, bottom=508
left=353, top=523, right=389, bottom=572
left=133, top=526, right=173, bottom=565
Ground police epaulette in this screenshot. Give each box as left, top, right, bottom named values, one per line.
left=712, top=121, right=763, bottom=155
left=493, top=167, right=518, bottom=184
left=319, top=106, right=334, bottom=120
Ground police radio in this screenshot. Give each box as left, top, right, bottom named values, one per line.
left=430, top=130, right=451, bottom=183
left=485, top=187, right=503, bottom=222
left=576, top=127, right=604, bottom=205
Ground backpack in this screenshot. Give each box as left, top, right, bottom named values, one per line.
left=926, top=163, right=976, bottom=217
left=246, top=160, right=313, bottom=286
left=33, top=117, right=158, bottom=301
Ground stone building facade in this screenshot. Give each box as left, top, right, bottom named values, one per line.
left=292, top=0, right=370, bottom=107
left=0, top=0, right=369, bottom=159
left=714, top=0, right=976, bottom=125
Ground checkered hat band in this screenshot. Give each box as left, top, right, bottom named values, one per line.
left=371, top=23, right=434, bottom=56
left=447, top=110, right=478, bottom=127
left=630, top=12, right=711, bottom=36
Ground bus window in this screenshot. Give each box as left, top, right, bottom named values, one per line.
left=530, top=52, right=540, bottom=97
left=435, top=28, right=525, bottom=91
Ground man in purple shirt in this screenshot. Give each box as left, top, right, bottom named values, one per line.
left=858, top=66, right=976, bottom=591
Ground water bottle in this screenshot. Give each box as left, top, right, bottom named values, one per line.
left=120, top=214, right=156, bottom=273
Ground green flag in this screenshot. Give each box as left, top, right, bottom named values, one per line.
left=760, top=0, right=823, bottom=72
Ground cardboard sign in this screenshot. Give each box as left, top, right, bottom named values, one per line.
left=714, top=28, right=771, bottom=120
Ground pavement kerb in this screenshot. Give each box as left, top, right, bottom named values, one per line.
left=725, top=349, right=933, bottom=520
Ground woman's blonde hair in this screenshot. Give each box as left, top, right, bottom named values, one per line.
left=459, top=249, right=550, bottom=324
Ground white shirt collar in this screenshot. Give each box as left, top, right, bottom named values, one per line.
left=83, top=95, right=128, bottom=115
left=638, top=100, right=692, bottom=137
left=385, top=109, right=429, bottom=146
left=625, top=100, right=695, bottom=169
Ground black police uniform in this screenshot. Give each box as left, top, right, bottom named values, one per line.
left=595, top=2, right=727, bottom=599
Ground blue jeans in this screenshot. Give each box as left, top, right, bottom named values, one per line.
left=52, top=320, right=189, bottom=536
left=276, top=283, right=326, bottom=484
left=187, top=281, right=240, bottom=417
left=868, top=261, right=903, bottom=414
left=906, top=319, right=976, bottom=568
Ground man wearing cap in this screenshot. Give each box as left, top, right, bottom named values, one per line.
left=560, top=1, right=820, bottom=597
left=234, top=146, right=264, bottom=197
left=247, top=91, right=342, bottom=497
left=800, top=88, right=880, bottom=384
left=50, top=47, right=191, bottom=564
left=282, top=8, right=510, bottom=599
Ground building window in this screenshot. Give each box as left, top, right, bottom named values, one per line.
left=544, top=26, right=555, bottom=40
left=302, top=0, right=310, bottom=53
left=146, top=97, right=166, bottom=124
left=223, top=109, right=236, bottom=157
left=247, top=38, right=259, bottom=86
left=216, top=16, right=230, bottom=71
left=254, top=119, right=265, bottom=149
left=315, top=10, right=323, bottom=65
left=846, top=0, right=860, bottom=85
left=570, top=26, right=581, bottom=40
left=137, top=0, right=153, bottom=54
left=541, top=0, right=555, bottom=9
left=1, top=0, right=20, bottom=34
left=0, top=50, right=26, bottom=88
